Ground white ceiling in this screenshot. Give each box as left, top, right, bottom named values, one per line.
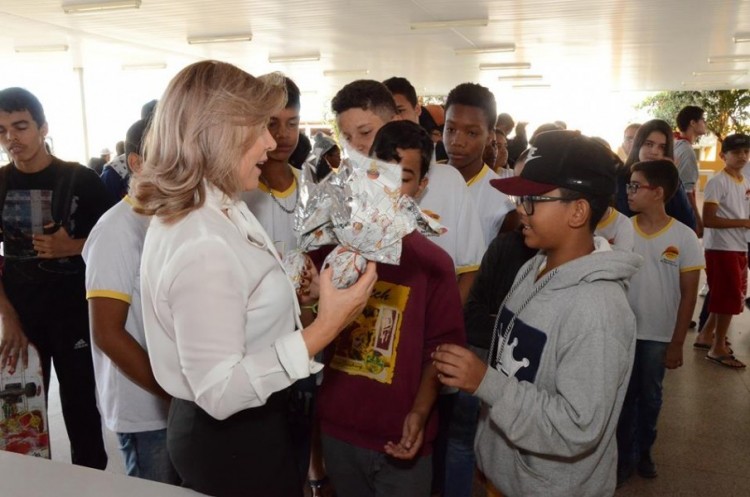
left=1, top=0, right=749, bottom=99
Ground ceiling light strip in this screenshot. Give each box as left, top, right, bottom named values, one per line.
left=63, top=0, right=141, bottom=14
left=707, top=55, right=750, bottom=63
left=498, top=75, right=543, bottom=81
left=692, top=70, right=747, bottom=76
left=411, top=19, right=488, bottom=30
left=187, top=33, right=253, bottom=45
left=480, top=62, right=531, bottom=70
left=268, top=53, right=320, bottom=63
left=455, top=44, right=515, bottom=55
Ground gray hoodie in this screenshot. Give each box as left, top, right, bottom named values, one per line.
left=474, top=238, right=642, bottom=497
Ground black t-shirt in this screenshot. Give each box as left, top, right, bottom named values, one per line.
left=0, top=157, right=113, bottom=323
left=464, top=229, right=537, bottom=349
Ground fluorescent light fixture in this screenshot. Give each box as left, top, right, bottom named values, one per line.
left=498, top=74, right=543, bottom=81
left=455, top=44, right=515, bottom=55
left=323, top=69, right=370, bottom=77
left=411, top=19, right=488, bottom=30
left=63, top=0, right=141, bottom=14
left=187, top=33, right=253, bottom=45
left=14, top=44, right=69, bottom=53
left=734, top=32, right=750, bottom=43
left=479, top=62, right=531, bottom=70
left=268, top=53, right=320, bottom=63
left=122, top=63, right=167, bottom=70
left=707, top=54, right=750, bottom=63
left=512, top=84, right=551, bottom=89
left=692, top=69, right=747, bottom=76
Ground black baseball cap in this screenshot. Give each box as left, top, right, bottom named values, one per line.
left=722, top=134, right=750, bottom=153
left=490, top=130, right=617, bottom=196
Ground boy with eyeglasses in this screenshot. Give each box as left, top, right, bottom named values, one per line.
left=432, top=130, right=641, bottom=496
left=616, top=160, right=703, bottom=486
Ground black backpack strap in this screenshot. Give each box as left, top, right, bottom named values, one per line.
left=0, top=165, right=9, bottom=238
left=51, top=162, right=79, bottom=232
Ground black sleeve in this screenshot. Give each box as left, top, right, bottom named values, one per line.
left=70, top=165, right=116, bottom=238
left=464, top=231, right=537, bottom=349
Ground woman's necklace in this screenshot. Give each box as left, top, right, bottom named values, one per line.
left=259, top=175, right=298, bottom=214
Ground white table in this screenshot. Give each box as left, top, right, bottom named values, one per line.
left=0, top=451, right=206, bottom=497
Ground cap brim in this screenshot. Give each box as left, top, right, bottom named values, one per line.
left=490, top=176, right=559, bottom=196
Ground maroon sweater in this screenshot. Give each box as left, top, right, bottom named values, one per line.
left=313, top=232, right=465, bottom=455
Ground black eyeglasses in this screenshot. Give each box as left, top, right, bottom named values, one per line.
left=515, top=195, right=579, bottom=215
left=625, top=182, right=658, bottom=195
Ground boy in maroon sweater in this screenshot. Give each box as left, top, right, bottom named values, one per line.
left=314, top=122, right=465, bottom=497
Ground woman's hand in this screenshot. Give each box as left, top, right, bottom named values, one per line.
left=297, top=255, right=320, bottom=306
left=301, top=262, right=376, bottom=357
left=317, top=262, right=377, bottom=332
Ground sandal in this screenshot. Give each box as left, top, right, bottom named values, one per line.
left=706, top=354, right=746, bottom=369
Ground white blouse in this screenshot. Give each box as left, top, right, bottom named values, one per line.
left=140, top=183, right=320, bottom=420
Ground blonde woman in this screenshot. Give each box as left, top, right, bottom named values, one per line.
left=132, top=60, right=376, bottom=497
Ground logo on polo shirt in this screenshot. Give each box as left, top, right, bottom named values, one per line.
left=661, top=245, right=680, bottom=266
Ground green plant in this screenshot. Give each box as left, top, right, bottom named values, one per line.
left=638, top=90, right=750, bottom=141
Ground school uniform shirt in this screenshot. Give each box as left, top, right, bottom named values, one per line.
left=628, top=216, right=705, bottom=343
left=703, top=170, right=750, bottom=252
left=743, top=163, right=750, bottom=243
left=595, top=208, right=635, bottom=251
left=141, top=183, right=318, bottom=421
left=467, top=165, right=516, bottom=246
left=418, top=163, right=485, bottom=274
left=674, top=137, right=700, bottom=193
left=82, top=196, right=169, bottom=433
left=241, top=166, right=300, bottom=254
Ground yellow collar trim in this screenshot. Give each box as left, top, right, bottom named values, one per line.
left=467, top=164, right=491, bottom=187
left=596, top=207, right=617, bottom=230
left=722, top=169, right=745, bottom=184
left=258, top=165, right=299, bottom=198
left=633, top=215, right=675, bottom=239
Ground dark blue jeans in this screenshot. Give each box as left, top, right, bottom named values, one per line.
left=617, top=339, right=669, bottom=468
left=444, top=390, right=481, bottom=497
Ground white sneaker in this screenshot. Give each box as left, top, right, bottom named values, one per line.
left=699, top=283, right=709, bottom=297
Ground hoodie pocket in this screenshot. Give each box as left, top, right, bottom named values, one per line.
left=513, top=449, right=552, bottom=489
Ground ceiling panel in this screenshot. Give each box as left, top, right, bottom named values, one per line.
left=0, top=0, right=748, bottom=98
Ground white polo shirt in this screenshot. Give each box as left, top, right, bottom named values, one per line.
left=466, top=165, right=515, bottom=246
left=703, top=170, right=750, bottom=252
left=595, top=207, right=635, bottom=251
left=418, top=163, right=485, bottom=274
left=82, top=197, right=169, bottom=433
left=242, top=166, right=300, bottom=254
left=628, top=216, right=705, bottom=342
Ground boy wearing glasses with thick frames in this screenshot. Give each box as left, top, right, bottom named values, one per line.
left=432, top=130, right=641, bottom=496
left=616, top=160, right=704, bottom=486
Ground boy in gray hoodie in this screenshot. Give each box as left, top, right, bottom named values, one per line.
left=433, top=130, right=641, bottom=497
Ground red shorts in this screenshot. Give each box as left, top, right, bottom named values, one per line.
left=705, top=250, right=747, bottom=315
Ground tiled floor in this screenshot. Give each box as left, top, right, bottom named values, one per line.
left=613, top=290, right=750, bottom=496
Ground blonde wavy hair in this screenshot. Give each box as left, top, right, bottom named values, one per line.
left=131, top=60, right=287, bottom=222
